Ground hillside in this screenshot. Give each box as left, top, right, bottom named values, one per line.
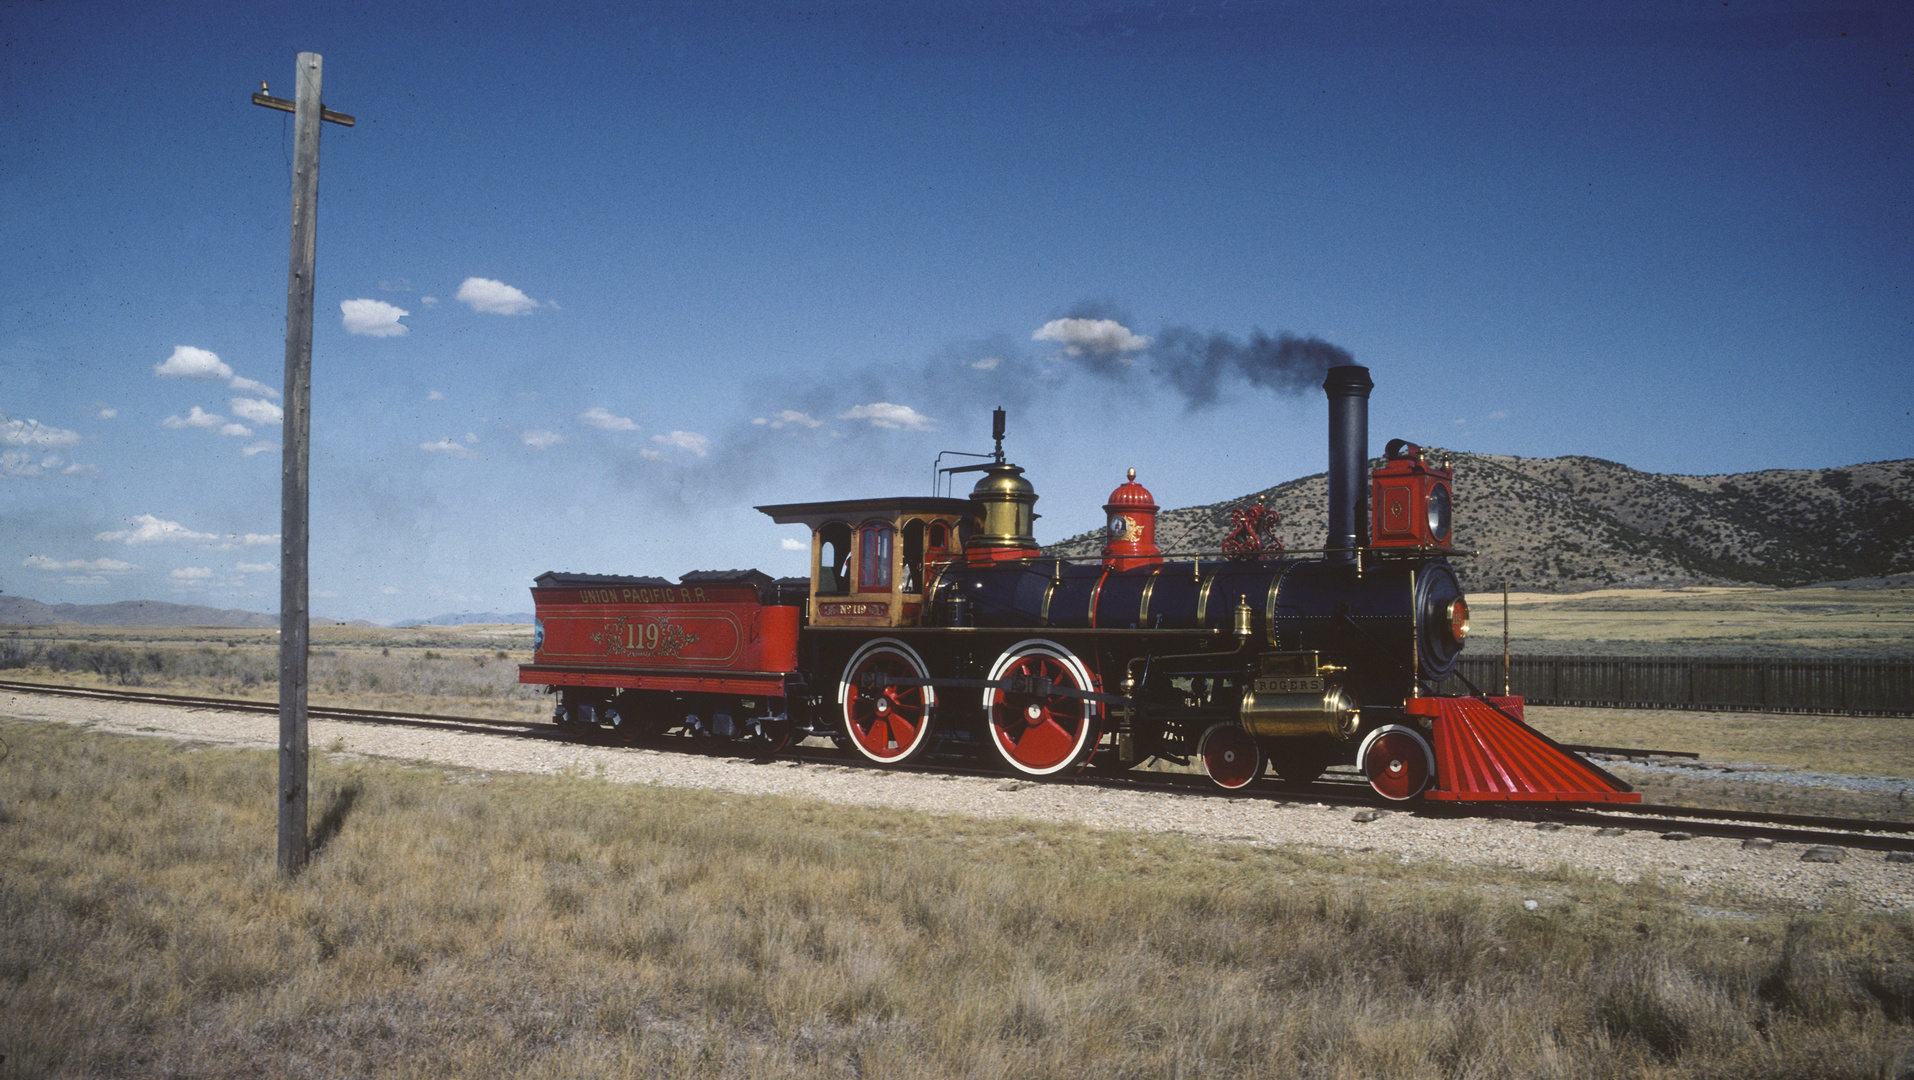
left=0, top=596, right=355, bottom=628
left=1047, top=453, right=1914, bottom=592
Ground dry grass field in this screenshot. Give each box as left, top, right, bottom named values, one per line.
left=3, top=720, right=1912, bottom=1079
left=0, top=623, right=546, bottom=722
left=1471, top=584, right=1914, bottom=658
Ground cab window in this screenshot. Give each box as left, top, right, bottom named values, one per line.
left=816, top=523, right=851, bottom=595
left=901, top=520, right=925, bottom=594
left=857, top=523, right=893, bottom=591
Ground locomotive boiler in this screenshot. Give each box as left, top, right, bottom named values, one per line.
left=519, top=365, right=1636, bottom=803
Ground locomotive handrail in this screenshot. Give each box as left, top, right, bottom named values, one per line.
left=1012, top=546, right=1477, bottom=565
left=861, top=671, right=1134, bottom=707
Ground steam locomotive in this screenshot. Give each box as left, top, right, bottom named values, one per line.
left=519, top=366, right=1636, bottom=803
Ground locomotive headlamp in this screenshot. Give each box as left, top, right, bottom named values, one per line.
left=1446, top=598, right=1470, bottom=644
left=1426, top=482, right=1452, bottom=543
left=1371, top=443, right=1454, bottom=548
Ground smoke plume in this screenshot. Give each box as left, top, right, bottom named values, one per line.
left=576, top=303, right=1354, bottom=513
left=1145, top=327, right=1352, bottom=410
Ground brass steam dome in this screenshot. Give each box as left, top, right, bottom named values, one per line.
left=966, top=461, right=1040, bottom=556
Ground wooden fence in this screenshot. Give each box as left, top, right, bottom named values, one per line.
left=1432, top=656, right=1914, bottom=716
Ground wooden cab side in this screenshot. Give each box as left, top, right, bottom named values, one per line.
left=756, top=496, right=974, bottom=628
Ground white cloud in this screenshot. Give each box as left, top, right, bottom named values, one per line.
left=380, top=585, right=401, bottom=595
left=2, top=414, right=82, bottom=448
left=581, top=406, right=638, bottom=431
left=1032, top=318, right=1149, bottom=357
left=23, top=555, right=137, bottom=572
left=971, top=356, right=1002, bottom=371
left=62, top=461, right=99, bottom=476
left=2, top=451, right=66, bottom=477
left=97, top=406, right=118, bottom=420
left=1489, top=409, right=1510, bottom=420
left=341, top=298, right=411, bottom=337
left=161, top=407, right=255, bottom=436
left=242, top=441, right=278, bottom=457
left=171, top=567, right=214, bottom=581
left=456, top=277, right=539, bottom=315
left=780, top=537, right=807, bottom=552
left=235, top=562, right=276, bottom=573
left=155, top=345, right=233, bottom=381
left=639, top=447, right=666, bottom=461
left=522, top=429, right=563, bottom=449
left=839, top=402, right=936, bottom=432
left=228, top=375, right=280, bottom=399
left=230, top=398, right=283, bottom=425
left=752, top=410, right=822, bottom=430
left=162, top=406, right=225, bottom=431
left=65, top=576, right=108, bottom=587
left=651, top=430, right=711, bottom=457
left=421, top=437, right=476, bottom=457
left=420, top=296, right=439, bottom=307
left=95, top=514, right=277, bottom=548
left=427, top=390, right=445, bottom=401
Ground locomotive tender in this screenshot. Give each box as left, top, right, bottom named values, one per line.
left=520, top=365, right=1636, bottom=803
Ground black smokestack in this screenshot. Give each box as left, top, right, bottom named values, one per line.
left=1322, top=364, right=1374, bottom=562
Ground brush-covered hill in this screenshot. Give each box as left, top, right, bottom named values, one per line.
left=0, top=596, right=357, bottom=627
left=1046, top=453, right=1914, bottom=592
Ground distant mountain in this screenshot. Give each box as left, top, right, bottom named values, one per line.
left=0, top=596, right=354, bottom=628
left=393, top=612, right=534, bottom=627
left=1046, top=453, right=1914, bottom=592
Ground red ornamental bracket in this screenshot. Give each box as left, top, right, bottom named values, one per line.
left=1221, top=504, right=1283, bottom=561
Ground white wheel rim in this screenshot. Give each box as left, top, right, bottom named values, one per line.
left=981, top=638, right=1101, bottom=776
left=837, top=638, right=936, bottom=764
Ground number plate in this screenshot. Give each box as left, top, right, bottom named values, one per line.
left=1254, top=676, right=1323, bottom=695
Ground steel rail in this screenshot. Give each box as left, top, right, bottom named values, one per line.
left=5, top=678, right=1910, bottom=851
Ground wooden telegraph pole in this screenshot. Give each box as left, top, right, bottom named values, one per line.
left=253, top=54, right=353, bottom=876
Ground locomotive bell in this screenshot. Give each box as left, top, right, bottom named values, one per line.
left=965, top=461, right=1043, bottom=560
left=1101, top=467, right=1163, bottom=571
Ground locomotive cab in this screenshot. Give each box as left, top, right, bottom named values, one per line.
left=757, top=497, right=975, bottom=628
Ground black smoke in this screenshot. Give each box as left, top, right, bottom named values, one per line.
left=578, top=305, right=1355, bottom=511
left=1145, top=327, right=1353, bottom=410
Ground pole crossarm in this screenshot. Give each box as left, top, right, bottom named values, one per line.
left=252, top=91, right=355, bottom=127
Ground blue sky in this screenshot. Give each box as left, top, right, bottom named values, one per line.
left=2, top=1, right=1908, bottom=623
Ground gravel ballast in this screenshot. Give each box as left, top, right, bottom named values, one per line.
left=6, top=689, right=1911, bottom=912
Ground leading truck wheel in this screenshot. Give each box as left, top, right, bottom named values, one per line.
left=838, top=639, right=937, bottom=764
left=1359, top=725, right=1435, bottom=801
left=982, top=640, right=1101, bottom=776
left=1198, top=723, right=1263, bottom=790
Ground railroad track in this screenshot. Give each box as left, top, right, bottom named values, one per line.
left=6, top=678, right=1912, bottom=853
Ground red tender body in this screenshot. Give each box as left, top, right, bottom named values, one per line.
left=519, top=579, right=801, bottom=697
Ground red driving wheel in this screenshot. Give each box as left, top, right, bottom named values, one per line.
left=1358, top=725, right=1435, bottom=801
left=982, top=640, right=1101, bottom=776
left=838, top=639, right=936, bottom=764
left=1198, top=723, right=1263, bottom=790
